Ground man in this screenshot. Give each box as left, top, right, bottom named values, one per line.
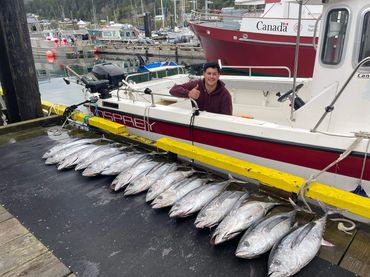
left=169, top=62, right=232, bottom=115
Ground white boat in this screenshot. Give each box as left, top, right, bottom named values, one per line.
left=91, top=23, right=140, bottom=43
left=30, top=30, right=94, bottom=58
left=77, top=0, right=370, bottom=199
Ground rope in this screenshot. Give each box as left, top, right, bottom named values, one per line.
left=358, top=138, right=370, bottom=187
left=83, top=114, right=94, bottom=126
left=330, top=218, right=356, bottom=235
left=298, top=137, right=363, bottom=212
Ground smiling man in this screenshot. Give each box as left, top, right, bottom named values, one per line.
left=169, top=62, right=232, bottom=115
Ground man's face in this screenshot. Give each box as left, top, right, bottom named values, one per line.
left=203, top=67, right=220, bottom=87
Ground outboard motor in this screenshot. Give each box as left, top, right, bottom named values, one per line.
left=92, top=63, right=125, bottom=89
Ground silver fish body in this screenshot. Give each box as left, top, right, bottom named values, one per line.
left=110, top=160, right=159, bottom=191
left=145, top=170, right=194, bottom=202
left=151, top=177, right=206, bottom=209
left=268, top=216, right=327, bottom=277
left=168, top=181, right=229, bottom=218
left=124, top=163, right=178, bottom=196
left=236, top=210, right=296, bottom=259
left=82, top=153, right=128, bottom=176
left=75, top=146, right=120, bottom=171
left=42, top=138, right=98, bottom=159
left=100, top=153, right=147, bottom=175
left=194, top=191, right=249, bottom=229
left=211, top=200, right=278, bottom=245
left=57, top=145, right=101, bottom=170
left=45, top=144, right=91, bottom=165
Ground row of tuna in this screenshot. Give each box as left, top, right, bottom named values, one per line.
left=43, top=137, right=331, bottom=277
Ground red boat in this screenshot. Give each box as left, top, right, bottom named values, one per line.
left=189, top=0, right=322, bottom=77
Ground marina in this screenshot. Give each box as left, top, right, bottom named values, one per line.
left=1, top=0, right=370, bottom=276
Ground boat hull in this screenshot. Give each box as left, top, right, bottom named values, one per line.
left=189, top=22, right=317, bottom=78
left=90, top=105, right=370, bottom=197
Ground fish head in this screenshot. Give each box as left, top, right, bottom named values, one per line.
left=268, top=259, right=288, bottom=277
left=235, top=240, right=257, bottom=259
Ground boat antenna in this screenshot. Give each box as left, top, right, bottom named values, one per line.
left=290, top=0, right=304, bottom=121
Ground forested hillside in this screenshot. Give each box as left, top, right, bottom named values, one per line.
left=25, top=0, right=234, bottom=23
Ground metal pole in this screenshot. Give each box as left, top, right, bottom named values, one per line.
left=160, top=0, right=165, bottom=28
left=205, top=0, right=208, bottom=19
left=174, top=0, right=177, bottom=25
left=141, top=0, right=145, bottom=14
left=290, top=0, right=303, bottom=121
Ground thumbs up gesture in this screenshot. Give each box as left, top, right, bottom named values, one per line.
left=188, top=84, right=200, bottom=100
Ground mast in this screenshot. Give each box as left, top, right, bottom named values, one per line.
left=141, top=0, right=145, bottom=14
left=91, top=0, right=97, bottom=27
left=160, top=0, right=165, bottom=28
left=174, top=0, right=177, bottom=25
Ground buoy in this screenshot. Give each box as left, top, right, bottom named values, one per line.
left=47, top=55, right=55, bottom=63
left=46, top=50, right=54, bottom=57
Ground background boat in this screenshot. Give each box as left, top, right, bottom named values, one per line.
left=190, top=0, right=322, bottom=77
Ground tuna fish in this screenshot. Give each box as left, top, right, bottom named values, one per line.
left=42, top=138, right=99, bottom=159
left=145, top=169, right=195, bottom=202
left=151, top=177, right=206, bottom=209
left=235, top=210, right=296, bottom=259
left=110, top=160, right=159, bottom=191
left=194, top=191, right=250, bottom=229
left=75, top=146, right=121, bottom=171
left=45, top=144, right=91, bottom=165
left=100, top=153, right=147, bottom=175
left=57, top=145, right=102, bottom=170
left=210, top=200, right=279, bottom=245
left=82, top=153, right=129, bottom=176
left=268, top=215, right=329, bottom=277
left=168, top=180, right=231, bottom=218
left=124, top=163, right=178, bottom=196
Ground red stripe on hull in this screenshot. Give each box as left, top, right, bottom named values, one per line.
left=190, top=23, right=316, bottom=77
left=93, top=107, right=370, bottom=182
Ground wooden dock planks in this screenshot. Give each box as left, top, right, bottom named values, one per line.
left=0, top=205, right=72, bottom=277
left=340, top=228, right=370, bottom=277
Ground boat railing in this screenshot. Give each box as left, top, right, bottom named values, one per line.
left=312, top=56, right=370, bottom=132
left=217, top=59, right=292, bottom=78
left=125, top=66, right=186, bottom=83
left=191, top=9, right=318, bottom=23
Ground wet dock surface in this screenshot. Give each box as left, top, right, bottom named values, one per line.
left=0, top=127, right=368, bottom=277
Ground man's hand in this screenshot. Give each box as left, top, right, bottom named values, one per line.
left=188, top=84, right=200, bottom=100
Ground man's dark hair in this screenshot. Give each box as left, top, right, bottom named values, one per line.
left=203, top=62, right=220, bottom=73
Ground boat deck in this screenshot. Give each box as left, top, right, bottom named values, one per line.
left=0, top=125, right=369, bottom=277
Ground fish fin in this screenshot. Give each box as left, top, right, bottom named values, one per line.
left=262, top=215, right=291, bottom=233
left=227, top=174, right=246, bottom=184
left=317, top=200, right=345, bottom=216
left=291, top=222, right=315, bottom=249
left=321, top=238, right=335, bottom=247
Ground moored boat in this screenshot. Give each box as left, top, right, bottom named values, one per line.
left=189, top=0, right=322, bottom=77
left=68, top=0, right=370, bottom=212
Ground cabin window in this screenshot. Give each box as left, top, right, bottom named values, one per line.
left=321, top=9, right=349, bottom=65
left=359, top=12, right=370, bottom=65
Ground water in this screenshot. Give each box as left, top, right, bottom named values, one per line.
left=36, top=54, right=205, bottom=107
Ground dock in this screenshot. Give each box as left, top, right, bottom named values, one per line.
left=0, top=205, right=75, bottom=277
left=0, top=114, right=369, bottom=276
left=96, top=44, right=205, bottom=59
